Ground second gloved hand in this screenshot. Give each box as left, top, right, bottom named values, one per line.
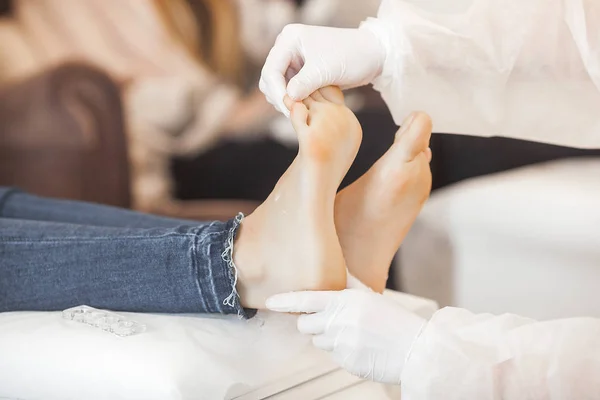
left=266, top=289, right=427, bottom=385
left=259, top=24, right=386, bottom=116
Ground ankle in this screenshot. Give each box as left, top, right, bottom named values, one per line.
left=232, top=214, right=267, bottom=308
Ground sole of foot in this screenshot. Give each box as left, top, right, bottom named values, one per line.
left=335, top=112, right=433, bottom=292
left=234, top=86, right=362, bottom=309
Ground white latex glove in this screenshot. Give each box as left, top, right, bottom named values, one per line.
left=259, top=24, right=386, bottom=116
left=266, top=288, right=427, bottom=384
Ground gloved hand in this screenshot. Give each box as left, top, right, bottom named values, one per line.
left=259, top=24, right=386, bottom=116
left=266, top=288, right=427, bottom=384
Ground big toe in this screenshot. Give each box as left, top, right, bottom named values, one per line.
left=395, top=112, right=432, bottom=162
left=317, top=86, right=345, bottom=105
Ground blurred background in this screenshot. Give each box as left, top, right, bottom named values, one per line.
left=1, top=0, right=599, bottom=320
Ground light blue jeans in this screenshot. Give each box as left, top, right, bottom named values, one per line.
left=0, top=188, right=255, bottom=318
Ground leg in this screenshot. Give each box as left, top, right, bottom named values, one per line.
left=0, top=187, right=197, bottom=229
left=0, top=215, right=253, bottom=316
left=335, top=112, right=433, bottom=292
left=0, top=86, right=361, bottom=313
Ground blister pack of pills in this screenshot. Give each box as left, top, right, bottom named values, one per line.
left=62, top=305, right=146, bottom=337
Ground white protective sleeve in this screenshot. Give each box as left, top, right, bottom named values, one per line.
left=401, top=307, right=600, bottom=399
left=363, top=0, right=600, bottom=148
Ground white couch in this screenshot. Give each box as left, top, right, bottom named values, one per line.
left=398, top=158, right=600, bottom=320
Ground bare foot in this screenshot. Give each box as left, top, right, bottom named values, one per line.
left=233, top=86, right=362, bottom=309
left=335, top=112, right=433, bottom=292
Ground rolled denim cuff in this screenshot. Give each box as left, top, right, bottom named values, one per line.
left=195, top=213, right=257, bottom=319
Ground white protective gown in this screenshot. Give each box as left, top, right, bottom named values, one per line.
left=363, top=0, right=600, bottom=148
left=400, top=307, right=600, bottom=399
left=361, top=0, right=600, bottom=397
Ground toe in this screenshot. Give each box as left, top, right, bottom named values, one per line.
left=290, top=102, right=309, bottom=134
left=310, top=90, right=325, bottom=102
left=319, top=86, right=345, bottom=105
left=303, top=96, right=316, bottom=110
left=395, top=112, right=432, bottom=162
left=284, top=95, right=295, bottom=112
left=425, top=147, right=432, bottom=163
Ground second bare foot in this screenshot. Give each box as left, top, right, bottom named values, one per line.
left=335, top=112, right=433, bottom=292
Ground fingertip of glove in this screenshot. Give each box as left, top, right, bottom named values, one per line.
left=279, top=105, right=291, bottom=118
left=265, top=294, right=291, bottom=311
left=286, top=78, right=309, bottom=102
